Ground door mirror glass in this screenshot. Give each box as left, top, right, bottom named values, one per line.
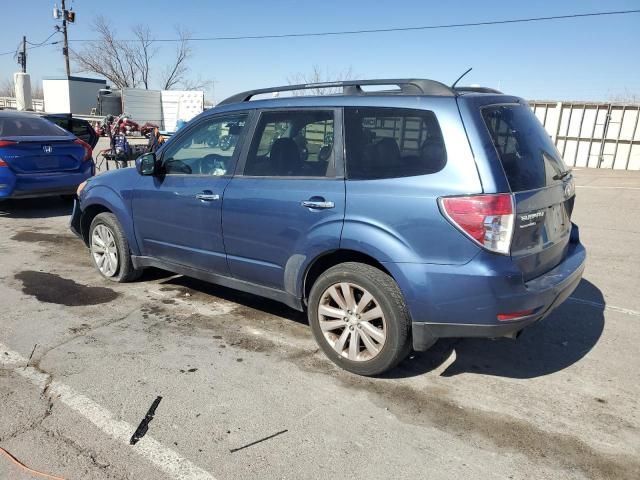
left=136, top=152, right=157, bottom=176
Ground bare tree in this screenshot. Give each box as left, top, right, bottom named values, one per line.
left=0, top=78, right=43, bottom=99
left=0, top=78, right=15, bottom=97
left=71, top=18, right=195, bottom=91
left=131, top=24, right=156, bottom=89
left=160, top=28, right=192, bottom=90
left=609, top=89, right=640, bottom=103
left=287, top=65, right=356, bottom=95
left=32, top=83, right=44, bottom=99
left=71, top=16, right=139, bottom=88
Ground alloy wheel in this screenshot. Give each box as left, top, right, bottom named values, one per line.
left=91, top=224, right=119, bottom=277
left=317, top=282, right=387, bottom=361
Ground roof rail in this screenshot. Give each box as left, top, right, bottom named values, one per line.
left=218, top=78, right=456, bottom=106
left=455, top=86, right=503, bottom=94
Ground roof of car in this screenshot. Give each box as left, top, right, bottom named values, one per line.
left=216, top=79, right=506, bottom=107
left=0, top=110, right=40, bottom=118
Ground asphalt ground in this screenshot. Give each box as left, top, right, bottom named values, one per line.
left=0, top=167, right=639, bottom=479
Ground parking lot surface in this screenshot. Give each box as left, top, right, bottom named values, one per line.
left=1, top=167, right=639, bottom=479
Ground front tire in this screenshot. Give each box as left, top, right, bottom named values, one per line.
left=89, top=213, right=142, bottom=282
left=308, top=262, right=411, bottom=376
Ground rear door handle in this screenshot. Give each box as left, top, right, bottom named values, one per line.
left=195, top=191, right=220, bottom=201
left=301, top=199, right=335, bottom=209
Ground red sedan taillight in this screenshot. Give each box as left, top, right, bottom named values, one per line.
left=74, top=138, right=93, bottom=162
left=0, top=140, right=16, bottom=167
left=439, top=193, right=515, bottom=255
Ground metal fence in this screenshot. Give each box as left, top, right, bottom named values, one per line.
left=0, top=97, right=45, bottom=112
left=530, top=101, right=640, bottom=170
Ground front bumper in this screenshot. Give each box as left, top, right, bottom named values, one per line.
left=406, top=231, right=586, bottom=350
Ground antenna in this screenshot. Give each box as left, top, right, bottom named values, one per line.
left=451, top=67, right=472, bottom=88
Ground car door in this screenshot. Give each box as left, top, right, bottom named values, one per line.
left=222, top=108, right=345, bottom=292
left=131, top=112, right=250, bottom=274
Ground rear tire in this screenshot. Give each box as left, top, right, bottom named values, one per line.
left=89, top=212, right=142, bottom=282
left=308, top=262, right=411, bottom=376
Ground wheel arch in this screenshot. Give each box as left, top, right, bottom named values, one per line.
left=303, top=249, right=394, bottom=302
left=79, top=186, right=140, bottom=254
left=80, top=203, right=112, bottom=245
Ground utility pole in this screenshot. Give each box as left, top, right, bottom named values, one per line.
left=61, top=0, right=70, bottom=76
left=21, top=36, right=26, bottom=73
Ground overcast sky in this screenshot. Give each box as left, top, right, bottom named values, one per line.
left=1, top=0, right=639, bottom=103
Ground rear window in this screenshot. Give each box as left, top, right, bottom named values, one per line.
left=482, top=104, right=567, bottom=191
left=345, top=107, right=447, bottom=179
left=0, top=116, right=69, bottom=137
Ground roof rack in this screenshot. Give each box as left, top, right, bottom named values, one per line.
left=218, top=78, right=457, bottom=106
left=454, top=86, right=503, bottom=94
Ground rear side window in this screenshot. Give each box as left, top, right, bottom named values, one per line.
left=482, top=104, right=568, bottom=191
left=0, top=116, right=68, bottom=137
left=344, top=107, right=447, bottom=179
left=244, top=110, right=335, bottom=177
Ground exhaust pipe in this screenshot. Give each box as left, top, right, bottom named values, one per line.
left=503, top=330, right=522, bottom=340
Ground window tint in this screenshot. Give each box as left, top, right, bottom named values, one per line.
left=163, top=115, right=247, bottom=175
left=46, top=116, right=94, bottom=144
left=482, top=104, right=567, bottom=191
left=244, top=110, right=334, bottom=177
left=344, top=107, right=446, bottom=179
left=0, top=116, right=68, bottom=137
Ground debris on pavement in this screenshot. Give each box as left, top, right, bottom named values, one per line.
left=229, top=429, right=288, bottom=453
left=130, top=396, right=163, bottom=445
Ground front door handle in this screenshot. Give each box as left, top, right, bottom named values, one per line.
left=301, top=199, right=335, bottom=209
left=195, top=190, right=220, bottom=201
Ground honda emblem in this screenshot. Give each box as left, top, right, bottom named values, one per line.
left=42, top=145, right=52, bottom=154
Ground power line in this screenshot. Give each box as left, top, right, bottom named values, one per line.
left=0, top=41, right=59, bottom=57
left=68, top=9, right=640, bottom=43
left=25, top=30, right=60, bottom=47
left=1, top=8, right=638, bottom=57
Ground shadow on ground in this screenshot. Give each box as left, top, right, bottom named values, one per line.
left=387, top=278, right=605, bottom=379
left=157, top=273, right=604, bottom=380
left=0, top=197, right=74, bottom=219
left=160, top=275, right=307, bottom=324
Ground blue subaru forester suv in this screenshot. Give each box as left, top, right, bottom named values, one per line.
left=71, top=79, right=586, bottom=375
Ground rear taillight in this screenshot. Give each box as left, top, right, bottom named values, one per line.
left=439, top=193, right=515, bottom=255
left=497, top=309, right=535, bottom=321
left=0, top=141, right=15, bottom=167
left=74, top=138, right=93, bottom=162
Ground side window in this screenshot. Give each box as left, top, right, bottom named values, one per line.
left=244, top=110, right=335, bottom=177
left=344, top=107, right=447, bottom=179
left=163, top=114, right=247, bottom=175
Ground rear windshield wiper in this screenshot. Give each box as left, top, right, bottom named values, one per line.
left=553, top=169, right=572, bottom=181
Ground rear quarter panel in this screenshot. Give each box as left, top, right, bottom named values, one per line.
left=341, top=96, right=484, bottom=265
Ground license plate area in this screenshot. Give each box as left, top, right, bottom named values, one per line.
left=35, top=156, right=61, bottom=169
left=548, top=203, right=569, bottom=238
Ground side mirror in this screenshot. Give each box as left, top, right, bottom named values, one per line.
left=135, top=152, right=157, bottom=176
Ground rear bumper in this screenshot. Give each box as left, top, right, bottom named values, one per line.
left=388, top=226, right=586, bottom=351
left=0, top=162, right=94, bottom=199
left=412, top=252, right=584, bottom=349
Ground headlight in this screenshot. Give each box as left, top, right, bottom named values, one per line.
left=76, top=180, right=88, bottom=196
